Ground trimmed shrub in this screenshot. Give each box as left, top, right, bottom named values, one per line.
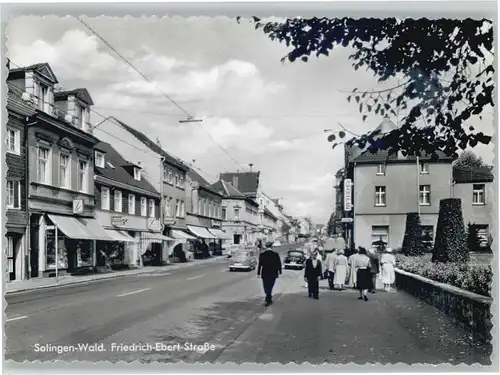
left=396, top=254, right=492, bottom=297
left=432, top=198, right=468, bottom=263
left=467, top=222, right=482, bottom=253
left=401, top=212, right=425, bottom=256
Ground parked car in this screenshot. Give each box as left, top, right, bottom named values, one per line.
left=283, top=250, right=306, bottom=270
left=229, top=250, right=258, bottom=271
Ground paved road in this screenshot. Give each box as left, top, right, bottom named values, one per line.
left=6, top=243, right=490, bottom=365
left=5, top=245, right=298, bottom=362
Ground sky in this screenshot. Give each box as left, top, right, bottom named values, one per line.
left=6, top=16, right=494, bottom=224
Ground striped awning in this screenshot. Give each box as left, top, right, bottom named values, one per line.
left=171, top=230, right=197, bottom=241
left=208, top=228, right=231, bottom=240
left=187, top=225, right=217, bottom=239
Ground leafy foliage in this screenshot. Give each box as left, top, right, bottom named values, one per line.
left=396, top=254, right=492, bottom=297
left=243, top=17, right=494, bottom=158
left=432, top=198, right=469, bottom=263
left=454, top=150, right=487, bottom=169
left=401, top=212, right=425, bottom=256
left=466, top=222, right=483, bottom=252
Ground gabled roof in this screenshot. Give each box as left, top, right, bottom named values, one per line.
left=453, top=166, right=494, bottom=183
left=8, top=62, right=59, bottom=84
left=219, top=172, right=260, bottom=195
left=352, top=149, right=453, bottom=164
left=211, top=179, right=246, bottom=198
left=112, top=117, right=189, bottom=171
left=55, top=88, right=94, bottom=105
left=187, top=169, right=222, bottom=196
left=93, top=141, right=159, bottom=196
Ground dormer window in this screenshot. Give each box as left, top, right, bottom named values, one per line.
left=37, top=82, right=53, bottom=115
left=95, top=151, right=105, bottom=168
left=134, top=167, right=141, bottom=181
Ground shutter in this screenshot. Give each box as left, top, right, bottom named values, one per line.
left=14, top=181, right=20, bottom=208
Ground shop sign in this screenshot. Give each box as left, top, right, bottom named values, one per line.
left=344, top=179, right=353, bottom=212
left=111, top=216, right=127, bottom=226
left=211, top=220, right=221, bottom=228
left=164, top=217, right=177, bottom=226
left=73, top=199, right=84, bottom=214
left=147, top=217, right=161, bottom=231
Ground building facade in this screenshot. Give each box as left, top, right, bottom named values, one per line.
left=8, top=63, right=110, bottom=278
left=211, top=179, right=260, bottom=246
left=93, top=142, right=163, bottom=268
left=5, top=73, right=35, bottom=281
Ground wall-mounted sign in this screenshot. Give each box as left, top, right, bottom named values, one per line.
left=343, top=179, right=353, bottom=212
left=211, top=220, right=222, bottom=228
left=163, top=217, right=177, bottom=226
left=147, top=218, right=161, bottom=231
left=73, top=199, right=84, bottom=214
left=341, top=218, right=353, bottom=223
left=111, top=216, right=127, bottom=226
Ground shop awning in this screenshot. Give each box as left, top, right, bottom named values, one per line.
left=171, top=229, right=197, bottom=241
left=47, top=214, right=112, bottom=241
left=80, top=218, right=116, bottom=241
left=208, top=228, right=231, bottom=240
left=187, top=225, right=218, bottom=239
left=104, top=229, right=139, bottom=243
left=140, top=232, right=174, bottom=243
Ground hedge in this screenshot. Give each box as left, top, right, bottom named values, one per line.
left=395, top=255, right=492, bottom=297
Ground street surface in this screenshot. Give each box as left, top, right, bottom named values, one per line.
left=5, top=245, right=490, bottom=364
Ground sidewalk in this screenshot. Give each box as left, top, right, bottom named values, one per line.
left=6, top=256, right=227, bottom=295
left=214, top=275, right=491, bottom=365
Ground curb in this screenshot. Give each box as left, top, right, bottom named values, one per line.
left=6, top=256, right=228, bottom=295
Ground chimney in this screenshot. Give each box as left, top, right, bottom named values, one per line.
left=232, top=175, right=239, bottom=189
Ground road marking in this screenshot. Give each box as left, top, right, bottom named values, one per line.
left=186, top=274, right=205, bottom=280
left=6, top=315, right=28, bottom=322
left=116, top=288, right=151, bottom=297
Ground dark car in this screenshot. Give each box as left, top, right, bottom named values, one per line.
left=283, top=250, right=306, bottom=270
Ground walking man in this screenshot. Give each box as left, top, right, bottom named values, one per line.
left=257, top=241, right=282, bottom=306
left=304, top=249, right=323, bottom=299
left=325, top=250, right=338, bottom=290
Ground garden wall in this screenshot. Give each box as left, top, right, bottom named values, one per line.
left=395, top=268, right=492, bottom=343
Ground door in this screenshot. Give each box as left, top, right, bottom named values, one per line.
left=30, top=217, right=40, bottom=277
left=7, top=236, right=15, bottom=281
left=234, top=234, right=241, bottom=245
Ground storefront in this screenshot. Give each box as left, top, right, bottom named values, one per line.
left=32, top=213, right=112, bottom=277
left=95, top=211, right=167, bottom=268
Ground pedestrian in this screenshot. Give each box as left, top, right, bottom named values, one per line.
left=347, top=248, right=360, bottom=288
left=325, top=250, right=338, bottom=290
left=304, top=249, right=323, bottom=299
left=353, top=247, right=373, bottom=301
left=380, top=248, right=396, bottom=292
left=257, top=241, right=282, bottom=307
left=315, top=249, right=326, bottom=279
left=367, top=248, right=381, bottom=293
left=333, top=249, right=348, bottom=290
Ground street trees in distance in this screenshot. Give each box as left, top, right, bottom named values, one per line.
left=242, top=17, right=494, bottom=159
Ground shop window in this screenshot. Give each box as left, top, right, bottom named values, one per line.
left=45, top=228, right=68, bottom=269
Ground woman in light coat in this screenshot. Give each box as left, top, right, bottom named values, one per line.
left=333, top=249, right=348, bottom=290
left=380, top=248, right=396, bottom=292
left=347, top=248, right=360, bottom=288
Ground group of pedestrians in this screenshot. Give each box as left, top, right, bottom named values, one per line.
left=255, top=240, right=396, bottom=306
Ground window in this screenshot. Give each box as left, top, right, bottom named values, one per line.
left=134, top=167, right=141, bottom=181
left=163, top=166, right=168, bottom=180
left=141, top=197, right=147, bottom=216
left=168, top=170, right=173, bottom=183
left=164, top=197, right=171, bottom=217
left=205, top=200, right=209, bottom=216
left=375, top=186, right=386, bottom=206
left=175, top=199, right=181, bottom=217
left=222, top=208, right=227, bottom=221
left=376, top=164, right=386, bottom=175
left=175, top=174, right=179, bottom=186
left=420, top=162, right=429, bottom=174
left=473, top=184, right=485, bottom=205
left=128, top=194, right=135, bottom=214
left=419, top=185, right=431, bottom=206
left=37, top=146, right=50, bottom=184
left=6, top=128, right=20, bottom=155
left=209, top=202, right=213, bottom=218
left=38, top=83, right=50, bottom=113
left=114, top=190, right=122, bottom=212
left=475, top=224, right=490, bottom=247
left=371, top=225, right=389, bottom=247
left=180, top=201, right=185, bottom=217
left=6, top=180, right=20, bottom=209
left=77, top=160, right=88, bottom=193
left=149, top=199, right=155, bottom=218
left=7, top=236, right=14, bottom=273
left=234, top=208, right=240, bottom=221
left=59, top=153, right=70, bottom=188
left=421, top=225, right=434, bottom=248
left=179, top=175, right=184, bottom=188
left=76, top=105, right=87, bottom=130
left=94, top=151, right=105, bottom=168
left=101, top=187, right=110, bottom=210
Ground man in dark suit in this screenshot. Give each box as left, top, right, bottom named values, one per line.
left=257, top=241, right=282, bottom=306
left=304, top=249, right=323, bottom=299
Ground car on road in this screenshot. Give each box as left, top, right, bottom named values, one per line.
left=283, top=250, right=306, bottom=270
left=229, top=250, right=258, bottom=271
